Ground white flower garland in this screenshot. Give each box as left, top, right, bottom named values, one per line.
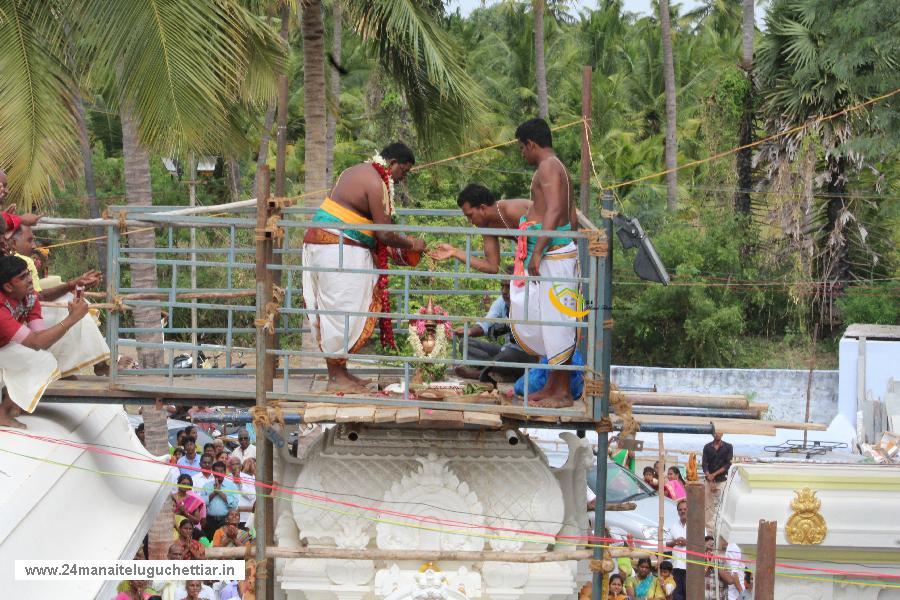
left=369, top=153, right=395, bottom=216
left=407, top=322, right=448, bottom=360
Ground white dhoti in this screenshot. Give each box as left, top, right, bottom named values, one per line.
left=42, top=293, right=110, bottom=376
left=0, top=342, right=60, bottom=413
left=510, top=242, right=579, bottom=365
left=302, top=243, right=378, bottom=355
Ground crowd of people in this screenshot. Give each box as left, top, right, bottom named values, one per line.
left=585, top=433, right=743, bottom=600
left=116, top=425, right=259, bottom=599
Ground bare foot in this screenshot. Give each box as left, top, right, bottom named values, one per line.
left=524, top=387, right=574, bottom=408
left=0, top=414, right=27, bottom=429
left=347, top=372, right=375, bottom=387
left=326, top=371, right=372, bottom=394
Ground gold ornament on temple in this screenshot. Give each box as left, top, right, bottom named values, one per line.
left=785, top=488, right=827, bottom=545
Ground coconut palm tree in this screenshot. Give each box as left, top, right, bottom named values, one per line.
left=734, top=0, right=754, bottom=215
left=658, top=0, right=679, bottom=212
left=533, top=0, right=549, bottom=119
left=300, top=0, right=484, bottom=206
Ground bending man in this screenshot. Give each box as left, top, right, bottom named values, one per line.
left=302, top=143, right=425, bottom=392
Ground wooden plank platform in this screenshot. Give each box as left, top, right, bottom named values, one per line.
left=38, top=375, right=823, bottom=434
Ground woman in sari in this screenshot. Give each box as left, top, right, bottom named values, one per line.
left=172, top=474, right=205, bottom=533
left=171, top=516, right=206, bottom=560
left=664, top=466, right=687, bottom=501
left=626, top=558, right=663, bottom=599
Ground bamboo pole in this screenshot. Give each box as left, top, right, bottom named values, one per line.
left=657, top=432, right=666, bottom=557
left=686, top=482, right=706, bottom=600
left=753, top=520, right=777, bottom=600
left=579, top=66, right=592, bottom=215
left=618, top=391, right=749, bottom=409
left=254, top=167, right=275, bottom=600
left=206, top=546, right=652, bottom=561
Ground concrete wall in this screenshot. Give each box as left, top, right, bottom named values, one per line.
left=611, top=366, right=839, bottom=424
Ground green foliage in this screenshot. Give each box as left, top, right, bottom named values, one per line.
left=837, top=283, right=900, bottom=326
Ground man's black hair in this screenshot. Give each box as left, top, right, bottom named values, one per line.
left=0, top=255, right=27, bottom=287
left=515, top=117, right=553, bottom=148
left=659, top=560, right=673, bottom=571
left=457, top=183, right=497, bottom=208
left=212, top=460, right=227, bottom=471
left=380, top=142, right=415, bottom=165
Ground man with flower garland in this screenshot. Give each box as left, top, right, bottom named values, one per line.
left=302, top=142, right=426, bottom=393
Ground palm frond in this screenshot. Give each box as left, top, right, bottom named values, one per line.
left=343, top=0, right=486, bottom=150
left=76, top=0, right=284, bottom=154
left=0, top=0, right=78, bottom=207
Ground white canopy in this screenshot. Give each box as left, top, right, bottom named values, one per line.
left=0, top=403, right=177, bottom=600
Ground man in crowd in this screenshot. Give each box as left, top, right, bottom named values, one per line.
left=302, top=143, right=425, bottom=393
left=177, top=439, right=202, bottom=476
left=201, top=460, right=240, bottom=539
left=227, top=454, right=255, bottom=528
left=667, top=499, right=689, bottom=600
left=231, top=427, right=256, bottom=463
left=212, top=509, right=252, bottom=547
left=430, top=183, right=531, bottom=275
left=8, top=224, right=109, bottom=377
left=452, top=267, right=537, bottom=383
left=509, top=118, right=579, bottom=407
left=0, top=255, right=89, bottom=428
left=192, top=453, right=215, bottom=489
left=702, top=432, right=733, bottom=531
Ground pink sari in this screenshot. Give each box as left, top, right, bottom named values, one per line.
left=174, top=491, right=207, bottom=520
left=664, top=479, right=687, bottom=501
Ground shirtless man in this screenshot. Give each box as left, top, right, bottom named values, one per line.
left=510, top=117, right=579, bottom=407
left=430, top=183, right=530, bottom=274
left=302, top=143, right=426, bottom=392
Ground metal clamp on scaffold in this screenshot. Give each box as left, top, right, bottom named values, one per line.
left=255, top=214, right=284, bottom=241
left=254, top=285, right=285, bottom=332
left=268, top=196, right=295, bottom=211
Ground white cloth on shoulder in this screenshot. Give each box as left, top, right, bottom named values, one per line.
left=302, top=243, right=377, bottom=355
left=509, top=242, right=579, bottom=365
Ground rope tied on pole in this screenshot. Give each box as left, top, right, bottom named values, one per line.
left=254, top=285, right=285, bottom=333
left=582, top=229, right=608, bottom=257
left=609, top=384, right=638, bottom=439
left=268, top=196, right=295, bottom=210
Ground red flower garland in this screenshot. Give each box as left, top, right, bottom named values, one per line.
left=370, top=162, right=396, bottom=349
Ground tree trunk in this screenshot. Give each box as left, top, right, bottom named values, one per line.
left=274, top=4, right=290, bottom=198
left=120, top=103, right=169, bottom=559
left=658, top=0, right=678, bottom=212
left=533, top=0, right=549, bottom=119
left=302, top=0, right=328, bottom=207
left=734, top=0, right=754, bottom=216
left=72, top=90, right=105, bottom=275
left=255, top=101, right=276, bottom=196
left=226, top=155, right=241, bottom=201
left=325, top=0, right=342, bottom=186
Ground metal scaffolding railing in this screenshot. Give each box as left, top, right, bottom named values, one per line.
left=105, top=203, right=609, bottom=420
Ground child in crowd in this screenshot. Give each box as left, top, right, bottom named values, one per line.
left=608, top=573, right=627, bottom=600
left=643, top=466, right=658, bottom=488
left=658, top=560, right=677, bottom=599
